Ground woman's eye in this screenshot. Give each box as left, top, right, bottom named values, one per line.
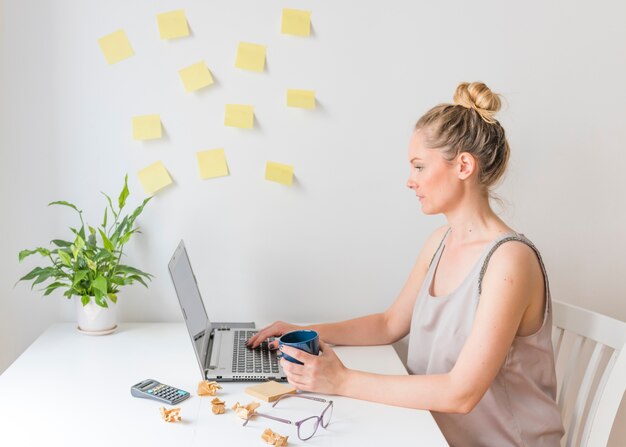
left=413, top=165, right=423, bottom=171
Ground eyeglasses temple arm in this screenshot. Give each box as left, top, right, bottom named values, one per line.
left=272, top=393, right=327, bottom=407
left=242, top=412, right=292, bottom=427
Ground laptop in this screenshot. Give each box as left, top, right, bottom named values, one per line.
left=168, top=240, right=286, bottom=382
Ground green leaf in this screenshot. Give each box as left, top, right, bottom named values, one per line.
left=51, top=239, right=72, bottom=248
left=109, top=276, right=126, bottom=286
left=119, top=229, right=137, bottom=246
left=31, top=268, right=56, bottom=288
left=74, top=234, right=85, bottom=251
left=72, top=288, right=85, bottom=297
left=19, top=248, right=50, bottom=262
left=64, top=289, right=74, bottom=298
left=127, top=197, right=152, bottom=228
left=118, top=174, right=129, bottom=210
left=81, top=295, right=90, bottom=306
left=48, top=200, right=82, bottom=215
left=107, top=293, right=117, bottom=304
left=84, top=228, right=96, bottom=248
left=72, top=270, right=89, bottom=287
left=94, top=250, right=115, bottom=262
left=57, top=250, right=72, bottom=267
left=101, top=192, right=118, bottom=219
left=94, top=289, right=108, bottom=308
left=86, top=257, right=97, bottom=271
left=110, top=215, right=128, bottom=246
left=43, top=282, right=68, bottom=296
left=115, top=265, right=153, bottom=277
left=102, top=207, right=108, bottom=228
left=92, top=275, right=107, bottom=295
left=17, top=266, right=44, bottom=283
left=127, top=274, right=148, bottom=288
left=98, top=228, right=114, bottom=252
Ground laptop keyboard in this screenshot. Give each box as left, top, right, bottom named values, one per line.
left=232, top=330, right=280, bottom=374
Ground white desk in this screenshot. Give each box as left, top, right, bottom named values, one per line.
left=0, top=323, right=447, bottom=446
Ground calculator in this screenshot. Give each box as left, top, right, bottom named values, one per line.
left=131, top=379, right=191, bottom=405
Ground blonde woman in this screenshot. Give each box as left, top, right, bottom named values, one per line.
left=248, top=82, right=564, bottom=446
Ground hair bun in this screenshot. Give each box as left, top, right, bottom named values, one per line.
left=453, top=82, right=501, bottom=124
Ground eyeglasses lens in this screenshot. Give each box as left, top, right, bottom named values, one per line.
left=321, top=403, right=333, bottom=428
left=298, top=416, right=320, bottom=440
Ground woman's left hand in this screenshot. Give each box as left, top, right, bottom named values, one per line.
left=279, top=340, right=349, bottom=395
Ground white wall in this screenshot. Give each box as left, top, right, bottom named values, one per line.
left=1, top=0, right=625, bottom=444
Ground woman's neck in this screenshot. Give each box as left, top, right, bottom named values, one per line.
left=443, top=194, right=510, bottom=245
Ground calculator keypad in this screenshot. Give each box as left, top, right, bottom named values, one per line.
left=132, top=380, right=190, bottom=404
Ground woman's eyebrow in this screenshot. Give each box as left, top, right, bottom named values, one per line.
left=410, top=157, right=423, bottom=163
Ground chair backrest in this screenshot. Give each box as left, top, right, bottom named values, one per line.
left=552, top=300, right=626, bottom=447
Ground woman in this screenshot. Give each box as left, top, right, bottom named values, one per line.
left=247, top=82, right=564, bottom=446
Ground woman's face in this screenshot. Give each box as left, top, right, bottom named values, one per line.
left=406, top=129, right=463, bottom=215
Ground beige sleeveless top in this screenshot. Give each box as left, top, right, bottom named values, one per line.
left=407, top=231, right=564, bottom=447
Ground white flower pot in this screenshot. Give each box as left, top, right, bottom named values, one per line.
left=75, top=296, right=118, bottom=335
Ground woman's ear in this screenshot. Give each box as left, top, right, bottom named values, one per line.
left=457, top=152, right=477, bottom=180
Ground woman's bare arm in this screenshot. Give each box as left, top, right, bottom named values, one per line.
left=280, top=241, right=543, bottom=413
left=247, top=226, right=449, bottom=348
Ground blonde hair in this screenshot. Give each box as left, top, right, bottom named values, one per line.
left=415, top=82, right=510, bottom=192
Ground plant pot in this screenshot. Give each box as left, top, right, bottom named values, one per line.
left=74, top=296, right=118, bottom=335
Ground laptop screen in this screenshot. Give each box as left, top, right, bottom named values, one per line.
left=168, top=240, right=211, bottom=373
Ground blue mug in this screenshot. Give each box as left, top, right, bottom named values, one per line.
left=278, top=330, right=320, bottom=365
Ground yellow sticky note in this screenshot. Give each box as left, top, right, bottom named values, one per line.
left=234, top=42, right=266, bottom=72
left=197, top=149, right=229, bottom=180
left=224, top=104, right=254, bottom=129
left=281, top=8, right=311, bottom=37
left=287, top=89, right=316, bottom=109
left=137, top=161, right=172, bottom=195
left=178, top=61, right=214, bottom=92
left=132, top=115, right=162, bottom=140
left=157, top=10, right=190, bottom=39
left=98, top=29, right=134, bottom=65
left=265, top=161, right=294, bottom=186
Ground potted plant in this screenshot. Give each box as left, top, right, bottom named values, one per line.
left=17, top=175, right=153, bottom=334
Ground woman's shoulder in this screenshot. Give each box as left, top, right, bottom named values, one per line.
left=488, top=232, right=542, bottom=266
left=416, top=225, right=451, bottom=269
left=426, top=225, right=451, bottom=247
left=481, top=233, right=545, bottom=289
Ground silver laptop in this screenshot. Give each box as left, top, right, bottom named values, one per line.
left=168, top=240, right=286, bottom=382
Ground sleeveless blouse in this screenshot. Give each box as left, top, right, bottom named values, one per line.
left=407, top=231, right=564, bottom=447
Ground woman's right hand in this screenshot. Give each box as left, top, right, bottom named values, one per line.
left=246, top=321, right=303, bottom=349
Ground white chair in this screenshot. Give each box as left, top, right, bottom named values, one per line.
left=552, top=300, right=626, bottom=447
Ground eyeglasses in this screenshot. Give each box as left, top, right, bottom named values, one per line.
left=242, top=393, right=334, bottom=441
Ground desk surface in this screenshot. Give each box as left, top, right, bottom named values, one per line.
left=0, top=323, right=447, bottom=446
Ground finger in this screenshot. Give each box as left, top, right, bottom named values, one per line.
left=280, top=358, right=305, bottom=377
left=318, top=339, right=333, bottom=355
left=283, top=367, right=308, bottom=387
left=269, top=340, right=279, bottom=350
left=247, top=325, right=276, bottom=347
left=246, top=335, right=259, bottom=347
left=249, top=322, right=278, bottom=345
left=286, top=376, right=305, bottom=391
left=280, top=345, right=317, bottom=364
left=290, top=378, right=310, bottom=392
left=246, top=330, right=262, bottom=347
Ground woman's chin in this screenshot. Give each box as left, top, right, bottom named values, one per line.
left=420, top=203, right=439, bottom=215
